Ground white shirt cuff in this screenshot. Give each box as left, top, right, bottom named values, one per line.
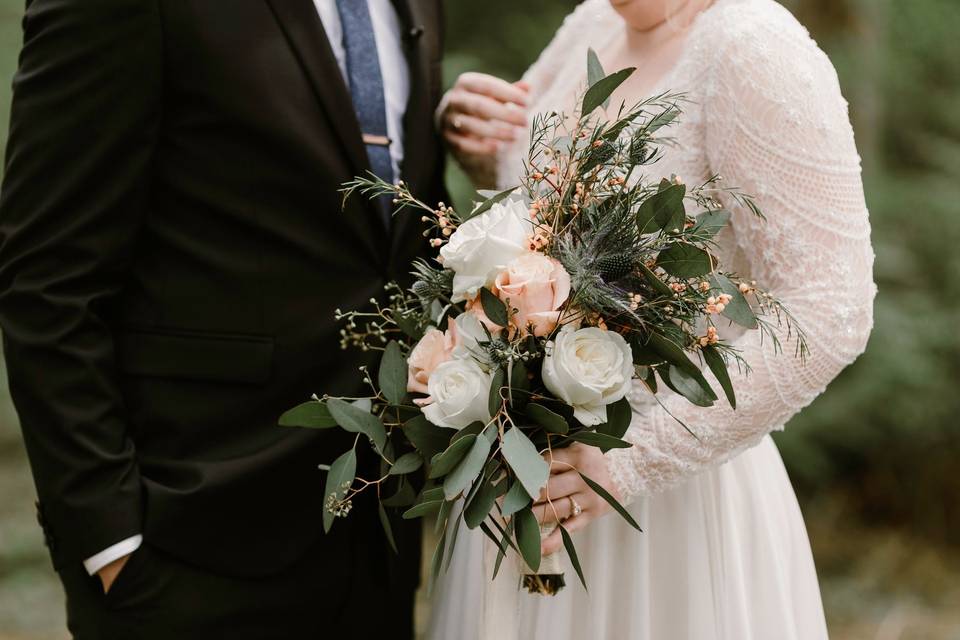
left=83, top=534, right=143, bottom=576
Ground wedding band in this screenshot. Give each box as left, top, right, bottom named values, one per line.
left=569, top=496, right=583, bottom=518
left=452, top=115, right=463, bottom=130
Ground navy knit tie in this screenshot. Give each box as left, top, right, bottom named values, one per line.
left=335, top=0, right=394, bottom=226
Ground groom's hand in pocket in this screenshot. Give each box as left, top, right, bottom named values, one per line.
left=97, top=554, right=132, bottom=594
left=533, top=443, right=623, bottom=556
left=440, top=72, right=529, bottom=158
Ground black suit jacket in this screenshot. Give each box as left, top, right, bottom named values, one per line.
left=0, top=0, right=445, bottom=578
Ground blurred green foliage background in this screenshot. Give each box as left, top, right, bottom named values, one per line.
left=1, top=1, right=958, bottom=638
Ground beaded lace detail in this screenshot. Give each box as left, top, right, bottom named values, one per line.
left=490, top=0, right=876, bottom=501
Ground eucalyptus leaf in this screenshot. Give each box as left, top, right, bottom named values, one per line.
left=690, top=209, right=731, bottom=240
left=703, top=346, right=736, bottom=409
left=709, top=274, right=758, bottom=329
left=662, top=365, right=716, bottom=408
left=429, top=523, right=448, bottom=585
left=464, top=187, right=517, bottom=221
left=381, top=480, right=417, bottom=507
left=464, top=475, right=499, bottom=529
left=401, top=499, right=443, bottom=520
left=560, top=525, right=587, bottom=590
left=326, top=398, right=387, bottom=452
left=502, top=480, right=532, bottom=517
left=443, top=431, right=493, bottom=500
left=278, top=400, right=337, bottom=429
left=656, top=242, right=714, bottom=278
left=582, top=67, right=635, bottom=115
left=389, top=451, right=423, bottom=476
left=647, top=331, right=701, bottom=377
left=378, top=502, right=398, bottom=554
left=428, top=434, right=476, bottom=479
left=488, top=366, right=506, bottom=416
left=638, top=263, right=674, bottom=297
left=404, top=414, right=450, bottom=460
left=514, top=507, right=542, bottom=572
left=568, top=430, right=632, bottom=451
left=579, top=472, right=642, bottom=533
left=526, top=403, right=569, bottom=434
left=480, top=287, right=508, bottom=328
left=597, top=397, right=632, bottom=439
left=587, top=48, right=606, bottom=91
left=378, top=340, right=408, bottom=406
left=636, top=181, right=685, bottom=235
left=322, top=449, right=356, bottom=533
left=502, top=427, right=550, bottom=500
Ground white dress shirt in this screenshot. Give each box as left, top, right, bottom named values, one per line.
left=83, top=0, right=410, bottom=576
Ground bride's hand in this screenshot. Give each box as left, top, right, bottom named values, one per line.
left=533, top=443, right=623, bottom=556
left=439, top=72, right=529, bottom=159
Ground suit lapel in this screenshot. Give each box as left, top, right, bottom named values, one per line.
left=265, top=0, right=369, bottom=174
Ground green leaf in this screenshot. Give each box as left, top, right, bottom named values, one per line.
left=464, top=188, right=517, bottom=221
left=428, top=434, right=476, bottom=479
left=401, top=499, right=443, bottom=520
left=637, top=263, right=674, bottom=297
left=443, top=431, right=493, bottom=500
left=514, top=507, right=542, bottom=572
left=586, top=48, right=606, bottom=91
left=322, top=449, right=356, bottom=533
left=662, top=365, right=716, bottom=408
left=488, top=366, right=506, bottom=416
left=502, top=427, right=550, bottom=500
left=636, top=181, right=685, bottom=235
left=656, top=242, right=714, bottom=278
left=278, top=400, right=337, bottom=429
left=559, top=524, right=587, bottom=590
left=394, top=311, right=421, bottom=339
left=579, top=472, right=642, bottom=533
left=508, top=358, right=530, bottom=407
left=381, top=480, right=416, bottom=507
left=419, top=486, right=445, bottom=502
left=647, top=331, right=700, bottom=377
left=597, top=397, right=632, bottom=439
left=492, top=518, right=516, bottom=579
left=378, top=502, right=398, bottom=554
left=709, top=274, right=758, bottom=329
left=582, top=67, right=635, bottom=115
left=526, top=403, right=569, bottom=434
left=690, top=209, right=731, bottom=240
left=326, top=398, right=387, bottom=452
left=567, top=430, right=632, bottom=451
left=429, top=523, right=448, bottom=585
left=480, top=287, right=508, bottom=328
left=404, top=414, right=450, bottom=460
left=389, top=451, right=423, bottom=476
left=702, top=346, right=736, bottom=409
left=452, top=421, right=485, bottom=443
left=464, top=476, right=499, bottom=529
left=378, top=340, right=408, bottom=406
left=502, top=480, right=532, bottom=517
left=644, top=105, right=680, bottom=134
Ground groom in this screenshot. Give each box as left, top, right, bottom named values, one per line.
left=0, top=0, right=445, bottom=638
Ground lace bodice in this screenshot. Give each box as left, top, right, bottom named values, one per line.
left=492, top=0, right=876, bottom=501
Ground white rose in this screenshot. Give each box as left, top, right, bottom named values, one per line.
left=542, top=325, right=634, bottom=426
left=440, top=198, right=531, bottom=302
left=422, top=358, right=494, bottom=429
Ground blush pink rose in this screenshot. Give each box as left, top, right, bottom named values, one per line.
left=494, top=252, right=571, bottom=337
left=407, top=325, right=459, bottom=400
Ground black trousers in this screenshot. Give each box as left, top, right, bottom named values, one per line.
left=59, top=532, right=417, bottom=640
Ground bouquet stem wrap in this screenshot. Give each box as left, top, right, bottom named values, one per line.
left=522, top=523, right=566, bottom=595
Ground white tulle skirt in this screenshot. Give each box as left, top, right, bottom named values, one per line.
left=426, top=435, right=829, bottom=640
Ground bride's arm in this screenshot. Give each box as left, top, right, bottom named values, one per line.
left=605, top=20, right=876, bottom=503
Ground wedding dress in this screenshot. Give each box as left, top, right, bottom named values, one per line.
left=428, top=1, right=875, bottom=638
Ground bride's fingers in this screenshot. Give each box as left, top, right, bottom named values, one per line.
left=534, top=470, right=581, bottom=505
left=531, top=496, right=571, bottom=524
left=541, top=514, right=589, bottom=556
left=446, top=90, right=527, bottom=127
left=457, top=72, right=529, bottom=107
left=444, top=131, right=499, bottom=156
left=444, top=112, right=518, bottom=142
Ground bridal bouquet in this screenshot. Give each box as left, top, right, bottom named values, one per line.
left=281, top=51, right=804, bottom=594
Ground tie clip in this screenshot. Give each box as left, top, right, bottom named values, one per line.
left=362, top=133, right=391, bottom=147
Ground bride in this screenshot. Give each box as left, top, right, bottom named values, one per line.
left=429, top=0, right=875, bottom=638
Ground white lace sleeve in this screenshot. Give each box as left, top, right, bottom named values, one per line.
left=605, top=7, right=876, bottom=502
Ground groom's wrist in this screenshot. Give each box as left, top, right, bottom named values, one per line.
left=83, top=534, right=143, bottom=576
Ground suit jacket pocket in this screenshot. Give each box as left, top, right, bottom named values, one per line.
left=116, top=328, right=274, bottom=385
